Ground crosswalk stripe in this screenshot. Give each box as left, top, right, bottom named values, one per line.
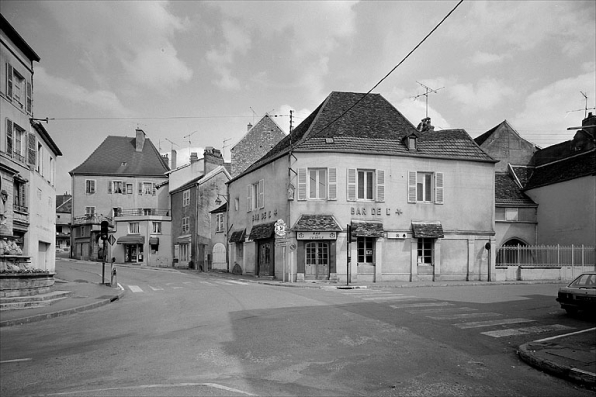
left=390, top=302, right=453, bottom=309
left=225, top=280, right=248, bottom=285
left=427, top=312, right=501, bottom=320
left=482, top=324, right=575, bottom=338
left=148, top=285, right=163, bottom=291
left=407, top=307, right=477, bottom=314
left=362, top=295, right=427, bottom=301
left=455, top=318, right=535, bottom=329
left=128, top=285, right=143, bottom=293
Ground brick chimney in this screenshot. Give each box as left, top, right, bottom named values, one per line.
left=204, top=146, right=224, bottom=174
left=190, top=152, right=199, bottom=163
left=135, top=128, right=146, bottom=152
left=170, top=149, right=177, bottom=169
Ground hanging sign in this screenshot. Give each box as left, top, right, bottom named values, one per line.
left=274, top=219, right=287, bottom=237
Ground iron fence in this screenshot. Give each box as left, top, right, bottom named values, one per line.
left=497, top=244, right=596, bottom=270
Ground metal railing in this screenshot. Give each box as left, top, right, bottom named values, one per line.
left=73, top=214, right=112, bottom=225
left=497, top=244, right=596, bottom=269
left=114, top=209, right=169, bottom=217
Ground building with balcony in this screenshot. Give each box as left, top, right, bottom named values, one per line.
left=69, top=128, right=169, bottom=262
left=56, top=194, right=72, bottom=253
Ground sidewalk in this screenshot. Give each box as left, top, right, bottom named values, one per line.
left=1, top=264, right=594, bottom=389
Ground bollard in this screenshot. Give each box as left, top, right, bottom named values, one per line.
left=111, top=266, right=117, bottom=287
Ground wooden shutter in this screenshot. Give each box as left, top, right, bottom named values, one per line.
left=328, top=168, right=337, bottom=200
left=28, top=133, right=36, bottom=165
left=6, top=119, right=13, bottom=155
left=6, top=63, right=13, bottom=99
left=258, top=179, right=264, bottom=208
left=347, top=168, right=356, bottom=201
left=435, top=172, right=444, bottom=204
left=108, top=181, right=112, bottom=194
left=376, top=169, right=385, bottom=202
left=247, top=185, right=252, bottom=212
left=26, top=81, right=32, bottom=114
left=138, top=182, right=142, bottom=195
left=297, top=168, right=307, bottom=201
left=408, top=171, right=417, bottom=203
left=152, top=183, right=156, bottom=195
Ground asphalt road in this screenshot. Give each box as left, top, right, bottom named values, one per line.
left=1, top=261, right=594, bottom=396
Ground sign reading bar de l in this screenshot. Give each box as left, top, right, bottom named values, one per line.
left=296, top=231, right=337, bottom=240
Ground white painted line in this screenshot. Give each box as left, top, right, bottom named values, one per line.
left=172, top=286, right=184, bottom=289
left=427, top=312, right=502, bottom=320
left=0, top=358, right=32, bottom=364
left=407, top=307, right=478, bottom=314
left=362, top=295, right=426, bottom=301
left=41, top=382, right=257, bottom=396
left=533, top=326, right=596, bottom=343
left=342, top=290, right=394, bottom=294
left=128, top=285, right=143, bottom=293
left=390, top=302, right=454, bottom=309
left=455, top=318, right=535, bottom=329
left=148, top=285, right=163, bottom=291
left=225, top=280, right=248, bottom=285
left=482, top=324, right=575, bottom=338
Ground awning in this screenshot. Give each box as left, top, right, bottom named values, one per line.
left=117, top=235, right=145, bottom=244
left=411, top=221, right=444, bottom=238
left=176, top=236, right=191, bottom=244
left=229, top=229, right=246, bottom=243
left=292, top=214, right=342, bottom=232
left=149, top=237, right=159, bottom=245
left=351, top=220, right=384, bottom=238
left=248, top=221, right=276, bottom=241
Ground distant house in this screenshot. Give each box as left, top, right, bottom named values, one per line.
left=56, top=194, right=72, bottom=252
left=1, top=14, right=62, bottom=273
left=227, top=91, right=497, bottom=283
left=169, top=148, right=230, bottom=270
left=210, top=202, right=228, bottom=271
left=230, top=115, right=286, bottom=177
left=69, top=128, right=170, bottom=265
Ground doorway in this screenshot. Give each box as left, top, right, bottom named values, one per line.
left=305, top=241, right=329, bottom=280
left=257, top=239, right=274, bottom=277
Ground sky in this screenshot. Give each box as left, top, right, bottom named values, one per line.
left=2, top=1, right=595, bottom=195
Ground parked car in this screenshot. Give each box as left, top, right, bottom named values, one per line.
left=556, top=271, right=596, bottom=314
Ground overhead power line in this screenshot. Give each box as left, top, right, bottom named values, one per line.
left=314, top=0, right=464, bottom=135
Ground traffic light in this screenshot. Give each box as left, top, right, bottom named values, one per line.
left=100, top=221, right=109, bottom=241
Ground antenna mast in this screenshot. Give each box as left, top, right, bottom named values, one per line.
left=412, top=81, right=444, bottom=118
left=183, top=131, right=197, bottom=156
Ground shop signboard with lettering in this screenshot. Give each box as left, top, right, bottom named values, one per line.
left=296, top=231, right=337, bottom=240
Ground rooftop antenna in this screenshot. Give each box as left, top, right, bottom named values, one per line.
left=183, top=131, right=197, bottom=156
left=412, top=81, right=444, bottom=118
left=164, top=138, right=179, bottom=152
left=250, top=107, right=258, bottom=124
left=565, top=91, right=596, bottom=118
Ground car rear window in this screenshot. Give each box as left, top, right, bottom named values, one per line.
left=569, top=274, right=596, bottom=288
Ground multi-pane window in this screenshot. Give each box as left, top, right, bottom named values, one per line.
left=85, top=180, right=96, bottom=194
left=129, top=222, right=140, bottom=234
left=85, top=206, right=95, bottom=217
left=183, top=190, right=190, bottom=206
left=152, top=222, right=161, bottom=234
left=215, top=213, right=224, bottom=232
left=143, top=182, right=154, bottom=195
left=247, top=179, right=264, bottom=211
left=126, top=183, right=133, bottom=194
left=182, top=217, right=190, bottom=233
left=305, top=242, right=329, bottom=265
left=309, top=169, right=327, bottom=199
left=112, top=181, right=124, bottom=194
left=357, top=237, right=374, bottom=264
left=13, top=180, right=27, bottom=212
left=347, top=169, right=383, bottom=202
left=358, top=170, right=374, bottom=200
left=408, top=171, right=443, bottom=204
left=417, top=239, right=433, bottom=265
left=5, top=64, right=31, bottom=113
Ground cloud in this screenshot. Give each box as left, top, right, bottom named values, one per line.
left=448, top=78, right=515, bottom=112
left=35, top=67, right=132, bottom=116
left=469, top=51, right=508, bottom=65
left=41, top=1, right=192, bottom=92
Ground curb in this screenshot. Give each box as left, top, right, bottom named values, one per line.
left=0, top=287, right=125, bottom=328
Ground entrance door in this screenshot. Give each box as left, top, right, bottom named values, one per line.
left=257, top=240, right=274, bottom=277
left=212, top=243, right=226, bottom=270
left=305, top=241, right=329, bottom=280
left=126, top=245, right=138, bottom=262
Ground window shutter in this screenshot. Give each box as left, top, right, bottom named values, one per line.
left=6, top=63, right=13, bottom=99
left=28, top=133, right=36, bottom=165
left=247, top=185, right=252, bottom=212
left=26, top=81, right=32, bottom=114
left=6, top=119, right=13, bottom=155
left=297, top=168, right=307, bottom=201
left=347, top=168, right=356, bottom=201
left=108, top=182, right=112, bottom=194
left=138, top=182, right=142, bottom=195
left=376, top=169, right=385, bottom=202
left=328, top=168, right=337, bottom=200
left=258, top=179, right=264, bottom=208
left=152, top=183, right=156, bottom=196
left=408, top=171, right=417, bottom=203
left=89, top=180, right=95, bottom=194
left=435, top=172, right=444, bottom=204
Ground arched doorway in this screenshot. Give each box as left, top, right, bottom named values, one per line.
left=497, top=238, right=528, bottom=265
left=212, top=243, right=227, bottom=271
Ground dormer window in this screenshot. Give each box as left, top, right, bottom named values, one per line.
left=408, top=136, right=417, bottom=150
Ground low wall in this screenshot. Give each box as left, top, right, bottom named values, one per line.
left=495, top=265, right=596, bottom=282
left=0, top=273, right=55, bottom=298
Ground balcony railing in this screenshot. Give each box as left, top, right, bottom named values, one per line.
left=115, top=209, right=170, bottom=217
left=13, top=204, right=28, bottom=214
left=73, top=214, right=113, bottom=225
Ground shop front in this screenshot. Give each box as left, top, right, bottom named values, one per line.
left=293, top=215, right=342, bottom=281
left=117, top=235, right=145, bottom=263
left=248, top=222, right=276, bottom=277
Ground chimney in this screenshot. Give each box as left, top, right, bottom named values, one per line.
left=247, top=123, right=253, bottom=132
left=416, top=117, right=434, bottom=133
left=204, top=146, right=224, bottom=174
left=190, top=152, right=199, bottom=164
left=171, top=149, right=177, bottom=169
left=135, top=128, right=146, bottom=152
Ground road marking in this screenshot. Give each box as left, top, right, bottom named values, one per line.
left=427, top=312, right=502, bottom=320
left=225, top=279, right=248, bottom=285
left=172, top=286, right=184, bottom=289
left=390, top=302, right=454, bottom=309
left=128, top=285, right=143, bottom=293
left=455, top=318, right=535, bottom=329
left=482, top=324, right=575, bottom=338
left=407, top=307, right=477, bottom=314
left=41, top=382, right=257, bottom=396
left=148, top=285, right=163, bottom=291
left=362, top=295, right=427, bottom=301
left=0, top=358, right=32, bottom=364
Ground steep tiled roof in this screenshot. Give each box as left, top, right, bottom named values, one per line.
left=233, top=92, right=494, bottom=181
left=510, top=166, right=534, bottom=186
left=292, top=214, right=342, bottom=232
left=56, top=195, right=72, bottom=213
left=248, top=221, right=276, bottom=240
left=351, top=220, right=384, bottom=237
left=229, top=229, right=246, bottom=243
left=495, top=173, right=536, bottom=206
left=524, top=149, right=595, bottom=190
left=70, top=136, right=169, bottom=176
left=411, top=221, right=444, bottom=238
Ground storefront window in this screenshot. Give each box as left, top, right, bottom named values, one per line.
left=306, top=242, right=329, bottom=265
left=357, top=237, right=374, bottom=264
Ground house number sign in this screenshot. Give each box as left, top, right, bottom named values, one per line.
left=297, top=231, right=337, bottom=240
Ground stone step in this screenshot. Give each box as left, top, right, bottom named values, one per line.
left=0, top=291, right=72, bottom=311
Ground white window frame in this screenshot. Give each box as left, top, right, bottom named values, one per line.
left=84, top=206, right=95, bottom=216
left=408, top=171, right=443, bottom=204
left=152, top=221, right=162, bottom=234
left=417, top=238, right=434, bottom=265
left=143, top=182, right=154, bottom=195
left=298, top=168, right=337, bottom=201
left=85, top=179, right=96, bottom=194
left=112, top=180, right=124, bottom=194
left=126, top=183, right=133, bottom=194
left=247, top=179, right=264, bottom=211
left=129, top=222, right=140, bottom=234
left=183, top=190, right=190, bottom=207
left=347, top=168, right=384, bottom=202
left=216, top=213, right=224, bottom=233
left=182, top=217, right=190, bottom=233
left=357, top=237, right=375, bottom=265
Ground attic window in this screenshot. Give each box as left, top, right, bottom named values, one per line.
left=121, top=162, right=127, bottom=166
left=408, top=136, right=417, bottom=150
left=325, top=138, right=334, bottom=144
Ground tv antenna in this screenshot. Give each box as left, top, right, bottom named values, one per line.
left=183, top=131, right=197, bottom=156
left=250, top=107, right=258, bottom=124
left=412, top=81, right=444, bottom=118
left=565, top=91, right=596, bottom=118
left=164, top=138, right=179, bottom=151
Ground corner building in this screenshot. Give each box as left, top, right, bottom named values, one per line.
left=227, top=92, right=497, bottom=283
